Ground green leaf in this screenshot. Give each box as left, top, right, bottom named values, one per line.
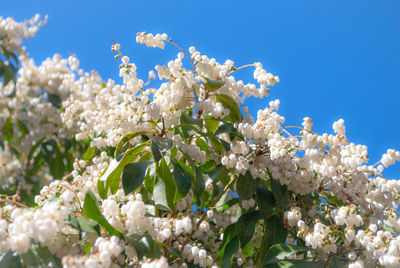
left=127, top=233, right=161, bottom=260
left=263, top=244, right=309, bottom=266
left=154, top=158, right=176, bottom=210
left=202, top=76, right=225, bottom=91
left=97, top=179, right=107, bottom=199
left=83, top=147, right=96, bottom=160
left=237, top=211, right=260, bottom=248
left=207, top=133, right=226, bottom=153
left=236, top=173, right=258, bottom=202
left=263, top=260, right=324, bottom=268
left=0, top=251, right=22, bottom=268
left=218, top=223, right=237, bottom=261
left=100, top=141, right=148, bottom=195
left=65, top=214, right=100, bottom=236
left=221, top=236, right=239, bottom=268
left=329, top=256, right=347, bottom=268
left=83, top=243, right=92, bottom=255
left=180, top=113, right=203, bottom=128
left=215, top=94, right=243, bottom=123
left=195, top=137, right=209, bottom=152
left=48, top=149, right=65, bottom=179
left=83, top=190, right=123, bottom=238
left=47, top=93, right=62, bottom=109
left=2, top=117, right=14, bottom=143
left=122, top=161, right=152, bottom=195
left=204, top=116, right=219, bottom=133
left=40, top=139, right=57, bottom=161
left=257, top=185, right=275, bottom=219
left=266, top=215, right=287, bottom=249
left=115, top=131, right=152, bottom=157
left=150, top=136, right=173, bottom=162
left=270, top=178, right=289, bottom=209
left=20, top=243, right=62, bottom=268
left=215, top=122, right=239, bottom=140
left=17, top=120, right=29, bottom=136
left=194, top=166, right=206, bottom=201
left=172, top=159, right=192, bottom=199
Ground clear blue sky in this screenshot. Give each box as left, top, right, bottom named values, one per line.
left=3, top=0, right=400, bottom=178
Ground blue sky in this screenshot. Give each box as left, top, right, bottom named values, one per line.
left=3, top=0, right=400, bottom=178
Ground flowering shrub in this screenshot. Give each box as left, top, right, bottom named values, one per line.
left=1, top=15, right=400, bottom=268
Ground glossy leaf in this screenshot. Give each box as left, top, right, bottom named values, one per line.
left=256, top=185, right=275, bottom=220
left=221, top=236, right=239, bottom=268
left=194, top=166, right=205, bottom=201
left=172, top=159, right=192, bottom=199
left=236, top=173, right=258, bottom=201
left=65, top=214, right=100, bottom=237
left=83, top=190, right=123, bottom=238
left=150, top=136, right=173, bottom=162
left=122, top=161, right=152, bottom=195
left=115, top=131, right=152, bottom=157
left=127, top=234, right=161, bottom=260
left=266, top=215, right=287, bottom=249
left=100, top=141, right=148, bottom=195
left=270, top=178, right=289, bottom=209
left=237, top=211, right=260, bottom=248
left=263, top=244, right=309, bottom=266
left=215, top=94, right=243, bottom=123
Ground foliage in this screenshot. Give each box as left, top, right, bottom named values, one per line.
left=0, top=15, right=399, bottom=268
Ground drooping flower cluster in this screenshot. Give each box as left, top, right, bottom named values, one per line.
left=1, top=15, right=400, bottom=268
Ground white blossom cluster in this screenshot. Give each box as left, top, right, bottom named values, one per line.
left=1, top=15, right=400, bottom=268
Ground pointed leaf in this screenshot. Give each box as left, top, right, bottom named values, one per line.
left=215, top=94, right=243, bottom=123
left=122, top=161, right=152, bottom=195
left=172, top=159, right=192, bottom=199
left=83, top=190, right=123, bottom=238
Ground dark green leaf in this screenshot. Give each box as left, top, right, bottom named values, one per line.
left=172, top=159, right=192, bottom=199
left=83, top=190, right=123, bottom=238
left=122, top=161, right=152, bottom=195
left=0, top=250, right=22, bottom=268
left=20, top=243, right=62, bottom=268
left=257, top=185, right=275, bottom=219
left=48, top=149, right=65, bottom=179
left=65, top=214, right=100, bottom=236
left=270, top=178, right=288, bottom=209
left=194, top=166, right=205, bottom=201
left=2, top=117, right=13, bottom=143
left=127, top=233, right=161, bottom=260
left=329, top=256, right=347, bottom=268
left=40, top=139, right=57, bottom=161
left=221, top=236, right=239, bottom=268
left=266, top=215, right=287, bottom=249
left=263, top=260, right=324, bottom=268
left=47, top=93, right=62, bottom=109
left=215, top=94, right=243, bottom=123
left=237, top=211, right=260, bottom=248
left=17, top=120, right=29, bottom=136
left=100, top=141, right=148, bottom=195
left=236, top=173, right=258, bottom=201
left=150, top=136, right=173, bottom=162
